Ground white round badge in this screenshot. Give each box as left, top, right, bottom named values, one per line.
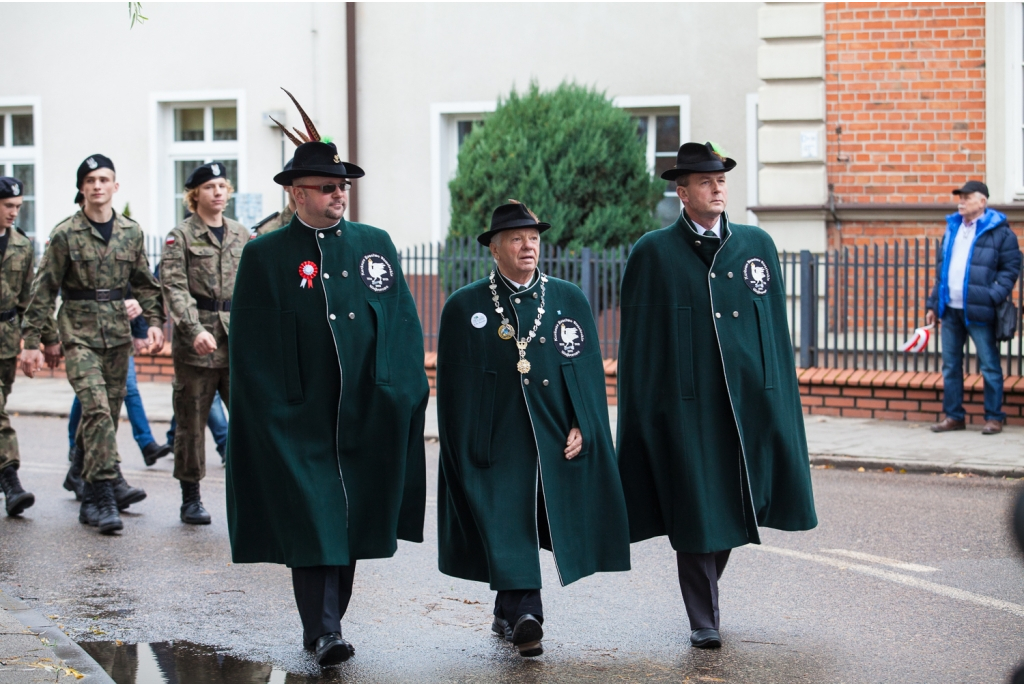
left=470, top=312, right=487, bottom=329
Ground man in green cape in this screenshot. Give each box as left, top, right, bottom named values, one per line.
left=617, top=142, right=817, bottom=649
left=436, top=202, right=631, bottom=658
left=227, top=91, right=429, bottom=667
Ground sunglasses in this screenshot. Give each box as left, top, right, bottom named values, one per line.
left=294, top=182, right=351, bottom=194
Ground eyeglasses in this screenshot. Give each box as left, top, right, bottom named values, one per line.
left=294, top=183, right=351, bottom=194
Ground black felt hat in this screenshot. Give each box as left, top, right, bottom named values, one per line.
left=477, top=201, right=551, bottom=246
left=185, top=162, right=230, bottom=189
left=274, top=142, right=364, bottom=185
left=76, top=154, right=115, bottom=189
left=660, top=142, right=737, bottom=180
left=952, top=180, right=989, bottom=198
left=0, top=177, right=24, bottom=200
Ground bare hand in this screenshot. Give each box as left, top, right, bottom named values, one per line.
left=132, top=338, right=149, bottom=355
left=564, top=427, right=583, bottom=460
left=147, top=327, right=165, bottom=354
left=193, top=331, right=217, bottom=355
left=125, top=298, right=143, bottom=319
left=925, top=309, right=937, bottom=328
left=43, top=343, right=63, bottom=369
left=20, top=349, right=43, bottom=378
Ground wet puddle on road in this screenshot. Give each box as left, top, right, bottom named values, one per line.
left=78, top=640, right=288, bottom=684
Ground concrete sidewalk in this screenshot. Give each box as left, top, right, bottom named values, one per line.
left=6, top=379, right=1023, bottom=477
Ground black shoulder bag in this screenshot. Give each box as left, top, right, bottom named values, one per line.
left=996, top=296, right=1019, bottom=342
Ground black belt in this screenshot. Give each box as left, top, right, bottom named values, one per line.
left=64, top=288, right=125, bottom=302
left=194, top=296, right=231, bottom=312
left=0, top=309, right=17, bottom=322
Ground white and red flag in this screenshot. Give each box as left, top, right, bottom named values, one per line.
left=899, top=324, right=935, bottom=353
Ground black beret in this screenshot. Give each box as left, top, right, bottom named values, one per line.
left=74, top=192, right=84, bottom=205
left=0, top=177, right=25, bottom=200
left=185, top=162, right=229, bottom=189
left=76, top=154, right=115, bottom=189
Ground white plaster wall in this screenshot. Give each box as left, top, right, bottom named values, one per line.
left=1, top=2, right=347, bottom=238
left=355, top=2, right=761, bottom=248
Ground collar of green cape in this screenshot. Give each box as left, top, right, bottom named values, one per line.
left=680, top=209, right=731, bottom=241
left=493, top=267, right=540, bottom=294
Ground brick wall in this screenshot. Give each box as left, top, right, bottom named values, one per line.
left=15, top=349, right=175, bottom=383
left=824, top=2, right=986, bottom=247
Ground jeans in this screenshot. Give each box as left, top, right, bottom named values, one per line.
left=940, top=308, right=1006, bottom=422
left=68, top=356, right=156, bottom=451
left=166, top=391, right=228, bottom=456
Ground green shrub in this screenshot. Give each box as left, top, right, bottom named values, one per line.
left=448, top=81, right=664, bottom=252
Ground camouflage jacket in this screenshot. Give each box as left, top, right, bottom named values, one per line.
left=0, top=228, right=38, bottom=359
left=160, top=213, right=247, bottom=367
left=22, top=210, right=164, bottom=350
left=253, top=205, right=294, bottom=237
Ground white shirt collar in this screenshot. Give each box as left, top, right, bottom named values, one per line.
left=684, top=211, right=722, bottom=238
left=497, top=269, right=537, bottom=291
left=296, top=214, right=341, bottom=231
left=961, top=216, right=978, bottom=232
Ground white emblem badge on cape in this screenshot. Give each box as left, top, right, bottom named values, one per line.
left=359, top=253, right=394, bottom=293
left=742, top=257, right=771, bottom=295
left=211, top=163, right=221, bottom=176
left=11, top=184, right=18, bottom=196
left=86, top=157, right=98, bottom=169
left=470, top=312, right=487, bottom=329
left=553, top=317, right=584, bottom=358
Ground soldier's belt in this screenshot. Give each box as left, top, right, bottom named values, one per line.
left=193, top=296, right=231, bottom=312
left=0, top=309, right=17, bottom=322
left=64, top=288, right=125, bottom=302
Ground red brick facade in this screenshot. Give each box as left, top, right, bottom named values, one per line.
left=824, top=2, right=987, bottom=248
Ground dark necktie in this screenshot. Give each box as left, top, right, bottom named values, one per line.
left=704, top=229, right=716, bottom=237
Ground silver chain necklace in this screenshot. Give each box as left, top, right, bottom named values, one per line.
left=489, top=269, right=547, bottom=374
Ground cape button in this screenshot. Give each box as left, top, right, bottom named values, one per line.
left=710, top=272, right=716, bottom=278
left=329, top=314, right=336, bottom=321
left=335, top=229, right=342, bottom=236
left=342, top=270, right=349, bottom=277
left=727, top=272, right=734, bottom=278
left=324, top=273, right=330, bottom=279
left=524, top=378, right=530, bottom=385
left=515, top=297, right=521, bottom=304
left=732, top=311, right=739, bottom=318
left=539, top=337, right=546, bottom=344
left=318, top=232, right=324, bottom=239
left=715, top=312, right=721, bottom=318
left=694, top=240, right=702, bottom=246
left=348, top=312, right=355, bottom=319
left=542, top=379, right=549, bottom=386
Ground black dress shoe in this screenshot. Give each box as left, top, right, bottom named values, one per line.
left=511, top=614, right=543, bottom=657
left=314, top=632, right=354, bottom=666
left=690, top=628, right=722, bottom=648
left=491, top=616, right=512, bottom=641
left=141, top=442, right=172, bottom=467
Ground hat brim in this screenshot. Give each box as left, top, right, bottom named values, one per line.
left=660, top=157, right=737, bottom=180
left=274, top=163, right=365, bottom=186
left=951, top=188, right=988, bottom=196
left=477, top=222, right=551, bottom=247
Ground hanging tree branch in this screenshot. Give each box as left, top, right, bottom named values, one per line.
left=129, top=2, right=148, bottom=28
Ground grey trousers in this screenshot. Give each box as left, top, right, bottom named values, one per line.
left=676, top=549, right=731, bottom=631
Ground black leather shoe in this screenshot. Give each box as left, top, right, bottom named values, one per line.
left=112, top=464, right=146, bottom=510
left=511, top=614, right=543, bottom=657
left=314, top=632, right=354, bottom=666
left=690, top=628, right=722, bottom=649
left=141, top=442, right=172, bottom=467
left=0, top=465, right=34, bottom=517
left=64, top=446, right=85, bottom=501
left=180, top=481, right=212, bottom=525
left=93, top=480, right=123, bottom=534
left=491, top=616, right=512, bottom=641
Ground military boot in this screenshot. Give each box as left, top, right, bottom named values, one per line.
left=92, top=480, right=123, bottom=534
left=78, top=482, right=98, bottom=526
left=63, top=445, right=85, bottom=501
left=112, top=463, right=146, bottom=510
left=0, top=465, right=35, bottom=517
left=180, top=481, right=211, bottom=525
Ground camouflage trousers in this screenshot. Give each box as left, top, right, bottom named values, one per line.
left=0, top=357, right=20, bottom=472
left=66, top=343, right=129, bottom=483
left=172, top=359, right=230, bottom=483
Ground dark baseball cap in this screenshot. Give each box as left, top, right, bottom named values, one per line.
left=952, top=180, right=989, bottom=198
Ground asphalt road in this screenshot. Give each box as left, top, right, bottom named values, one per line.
left=1, top=415, right=1023, bottom=683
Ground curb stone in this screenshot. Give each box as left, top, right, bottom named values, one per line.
left=0, top=586, right=113, bottom=684
left=810, top=455, right=1024, bottom=479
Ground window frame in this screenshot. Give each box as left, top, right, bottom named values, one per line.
left=1007, top=2, right=1024, bottom=199
left=150, top=90, right=246, bottom=235
left=0, top=97, right=42, bottom=238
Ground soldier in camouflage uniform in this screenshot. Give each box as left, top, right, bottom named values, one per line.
left=22, top=155, right=165, bottom=535
left=252, top=158, right=295, bottom=236
left=0, top=177, right=37, bottom=517
left=161, top=162, right=247, bottom=525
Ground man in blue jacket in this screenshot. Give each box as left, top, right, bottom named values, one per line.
left=926, top=181, right=1022, bottom=435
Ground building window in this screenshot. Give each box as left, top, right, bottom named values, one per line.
left=165, top=103, right=240, bottom=225
left=0, top=108, right=38, bottom=236
left=630, top=110, right=681, bottom=226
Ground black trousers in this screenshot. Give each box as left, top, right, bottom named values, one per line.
left=291, top=563, right=356, bottom=649
left=494, top=589, right=543, bottom=624
left=676, top=549, right=731, bottom=631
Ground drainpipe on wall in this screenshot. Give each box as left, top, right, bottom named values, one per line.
left=346, top=1, right=359, bottom=222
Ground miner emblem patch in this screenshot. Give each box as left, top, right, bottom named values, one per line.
left=742, top=257, right=771, bottom=295
left=211, top=163, right=221, bottom=176
left=86, top=157, right=98, bottom=169
left=359, top=253, right=394, bottom=293
left=11, top=184, right=18, bottom=196
left=553, top=318, right=584, bottom=358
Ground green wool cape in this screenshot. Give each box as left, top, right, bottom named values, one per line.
left=616, top=212, right=817, bottom=554
left=226, top=217, right=429, bottom=568
left=436, top=272, right=631, bottom=590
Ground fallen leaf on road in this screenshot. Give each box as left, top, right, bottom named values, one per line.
left=883, top=467, right=895, bottom=473
left=857, top=467, right=865, bottom=472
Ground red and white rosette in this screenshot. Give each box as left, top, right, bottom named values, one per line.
left=298, top=260, right=318, bottom=288
left=899, top=324, right=934, bottom=353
